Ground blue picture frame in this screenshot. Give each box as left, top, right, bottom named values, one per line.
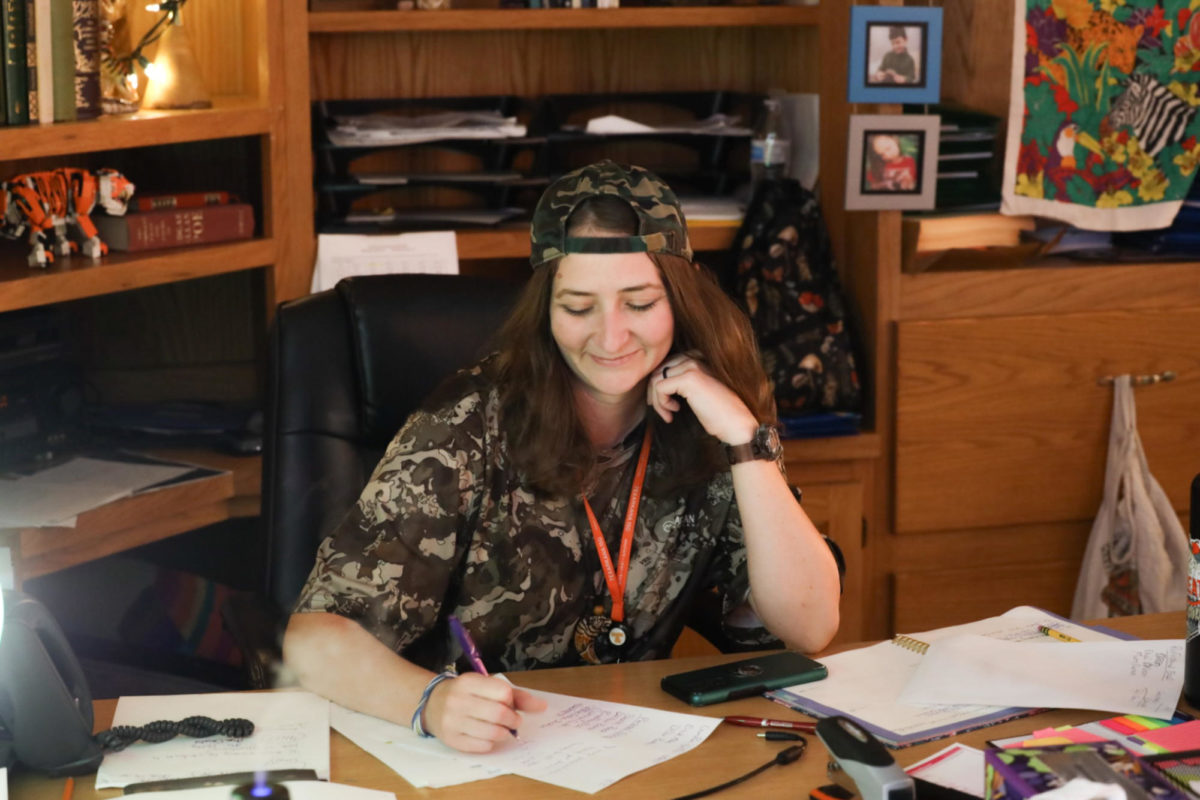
left=848, top=5, right=942, bottom=105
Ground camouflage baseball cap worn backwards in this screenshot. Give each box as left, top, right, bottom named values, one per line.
left=529, top=160, right=694, bottom=268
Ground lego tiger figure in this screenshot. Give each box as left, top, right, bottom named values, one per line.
left=0, top=167, right=135, bottom=267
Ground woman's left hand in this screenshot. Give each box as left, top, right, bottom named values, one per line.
left=648, top=353, right=758, bottom=445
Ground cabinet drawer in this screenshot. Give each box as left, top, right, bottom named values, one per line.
left=895, top=308, right=1200, bottom=533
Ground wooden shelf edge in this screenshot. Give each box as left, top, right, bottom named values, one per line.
left=454, top=220, right=738, bottom=260
left=0, top=238, right=277, bottom=313
left=0, top=101, right=275, bottom=160
left=309, top=5, right=819, bottom=33
left=899, top=260, right=1200, bottom=320
left=783, top=432, right=881, bottom=463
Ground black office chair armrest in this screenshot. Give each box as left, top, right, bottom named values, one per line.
left=220, top=592, right=284, bottom=690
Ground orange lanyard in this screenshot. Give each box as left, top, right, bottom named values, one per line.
left=581, top=421, right=653, bottom=624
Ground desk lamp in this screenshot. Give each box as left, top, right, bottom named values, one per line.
left=0, top=590, right=103, bottom=775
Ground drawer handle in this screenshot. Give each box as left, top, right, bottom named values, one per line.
left=1097, top=370, right=1177, bottom=387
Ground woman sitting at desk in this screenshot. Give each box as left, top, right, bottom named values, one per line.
left=282, top=160, right=841, bottom=754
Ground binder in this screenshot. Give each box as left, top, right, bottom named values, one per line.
left=766, top=606, right=1133, bottom=748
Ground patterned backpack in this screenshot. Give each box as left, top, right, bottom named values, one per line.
left=733, top=179, right=863, bottom=416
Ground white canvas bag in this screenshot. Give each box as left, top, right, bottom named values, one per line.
left=1071, top=376, right=1188, bottom=619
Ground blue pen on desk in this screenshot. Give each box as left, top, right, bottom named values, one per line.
left=448, top=615, right=520, bottom=739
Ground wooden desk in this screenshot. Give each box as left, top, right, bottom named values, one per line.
left=9, top=612, right=1185, bottom=800
left=4, top=450, right=260, bottom=585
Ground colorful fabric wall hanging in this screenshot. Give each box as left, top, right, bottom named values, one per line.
left=1002, top=0, right=1200, bottom=230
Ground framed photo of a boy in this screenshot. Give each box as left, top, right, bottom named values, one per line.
left=845, top=114, right=940, bottom=211
left=848, top=6, right=942, bottom=104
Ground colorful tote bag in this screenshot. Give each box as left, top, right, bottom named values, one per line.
left=1002, top=0, right=1200, bottom=230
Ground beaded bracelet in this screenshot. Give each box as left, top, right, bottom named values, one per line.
left=410, top=670, right=457, bottom=738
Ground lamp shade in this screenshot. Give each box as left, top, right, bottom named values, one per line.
left=139, top=13, right=211, bottom=111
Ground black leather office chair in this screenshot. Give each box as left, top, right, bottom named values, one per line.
left=229, top=274, right=521, bottom=687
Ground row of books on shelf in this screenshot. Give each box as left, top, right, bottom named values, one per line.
left=1, top=0, right=103, bottom=126
left=0, top=191, right=254, bottom=264
left=97, top=194, right=255, bottom=252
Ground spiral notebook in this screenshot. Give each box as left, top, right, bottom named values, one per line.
left=766, top=606, right=1133, bottom=748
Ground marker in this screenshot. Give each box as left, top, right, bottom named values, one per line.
left=758, top=731, right=806, bottom=741
left=449, top=615, right=520, bottom=739
left=724, top=716, right=817, bottom=732
left=1038, top=625, right=1081, bottom=643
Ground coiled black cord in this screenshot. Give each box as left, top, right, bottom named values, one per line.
left=668, top=740, right=807, bottom=800
left=95, top=716, right=254, bottom=752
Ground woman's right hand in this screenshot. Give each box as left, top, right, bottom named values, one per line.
left=423, top=672, right=548, bottom=752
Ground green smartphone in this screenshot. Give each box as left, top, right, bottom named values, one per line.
left=660, top=651, right=828, bottom=706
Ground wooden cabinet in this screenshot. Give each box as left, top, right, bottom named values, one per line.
left=0, top=0, right=299, bottom=584
left=879, top=261, right=1200, bottom=635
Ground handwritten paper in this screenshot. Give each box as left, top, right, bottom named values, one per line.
left=900, top=636, right=1184, bottom=719
left=95, top=691, right=330, bottom=789
left=311, top=232, right=459, bottom=293
left=108, top=781, right=394, bottom=800
left=331, top=683, right=721, bottom=794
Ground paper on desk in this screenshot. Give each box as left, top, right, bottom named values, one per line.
left=311, top=231, right=458, bottom=293
left=900, top=635, right=1184, bottom=719
left=332, top=683, right=722, bottom=793
left=905, top=743, right=986, bottom=798
left=0, top=457, right=196, bottom=528
left=1, top=766, right=7, bottom=800
left=95, top=691, right=330, bottom=789
left=109, top=781, right=394, bottom=800
left=330, top=704, right=507, bottom=788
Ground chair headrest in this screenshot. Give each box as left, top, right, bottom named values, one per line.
left=337, top=275, right=521, bottom=444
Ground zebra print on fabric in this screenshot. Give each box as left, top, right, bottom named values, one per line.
left=1108, top=73, right=1198, bottom=158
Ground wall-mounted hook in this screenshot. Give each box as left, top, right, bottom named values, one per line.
left=1096, top=370, right=1177, bottom=387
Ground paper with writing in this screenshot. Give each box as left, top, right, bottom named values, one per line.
left=311, top=232, right=458, bottom=293
left=101, top=780, right=394, bottom=799
left=95, top=691, right=330, bottom=789
left=331, top=682, right=721, bottom=793
left=767, top=606, right=1126, bottom=746
left=900, top=636, right=1184, bottom=719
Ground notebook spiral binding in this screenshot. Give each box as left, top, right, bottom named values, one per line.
left=892, top=635, right=931, bottom=654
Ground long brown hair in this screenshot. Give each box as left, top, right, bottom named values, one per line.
left=494, top=199, right=775, bottom=497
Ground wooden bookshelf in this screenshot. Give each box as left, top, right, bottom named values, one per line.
left=0, top=239, right=276, bottom=313
left=309, top=5, right=820, bottom=33
left=0, top=99, right=274, bottom=160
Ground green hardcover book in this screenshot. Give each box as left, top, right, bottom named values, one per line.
left=23, top=0, right=35, bottom=121
left=48, top=0, right=70, bottom=121
left=2, top=0, right=28, bottom=124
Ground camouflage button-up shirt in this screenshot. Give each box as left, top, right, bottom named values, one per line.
left=293, top=361, right=777, bottom=672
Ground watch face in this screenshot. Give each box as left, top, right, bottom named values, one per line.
left=755, top=425, right=783, bottom=458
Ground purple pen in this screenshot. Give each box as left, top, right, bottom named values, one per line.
left=448, top=615, right=489, bottom=676
left=448, top=615, right=520, bottom=739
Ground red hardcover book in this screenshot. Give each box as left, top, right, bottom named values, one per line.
left=95, top=204, right=255, bottom=252
left=133, top=191, right=239, bottom=212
